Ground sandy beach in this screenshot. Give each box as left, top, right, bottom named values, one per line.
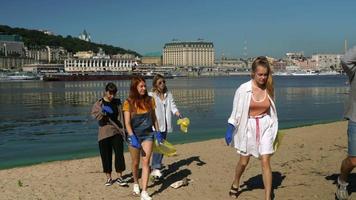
left=0, top=121, right=355, bottom=200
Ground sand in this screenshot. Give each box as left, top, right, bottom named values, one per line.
left=0, top=121, right=355, bottom=200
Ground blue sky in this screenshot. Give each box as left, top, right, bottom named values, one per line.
left=1, top=0, right=356, bottom=58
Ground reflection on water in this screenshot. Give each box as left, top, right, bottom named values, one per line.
left=280, top=87, right=348, bottom=104
left=0, top=75, right=349, bottom=169
left=172, top=88, right=215, bottom=108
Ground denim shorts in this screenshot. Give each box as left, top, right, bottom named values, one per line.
left=137, top=132, right=154, bottom=144
left=348, top=120, right=356, bottom=156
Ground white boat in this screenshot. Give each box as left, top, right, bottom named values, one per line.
left=8, top=74, right=37, bottom=80
left=318, top=71, right=340, bottom=75
left=7, top=72, right=37, bottom=80
left=291, top=71, right=318, bottom=76
left=274, top=71, right=291, bottom=76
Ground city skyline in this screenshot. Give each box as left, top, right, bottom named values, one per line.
left=1, top=0, right=356, bottom=58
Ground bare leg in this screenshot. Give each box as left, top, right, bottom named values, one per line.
left=261, top=154, right=272, bottom=200
left=116, top=171, right=122, bottom=179
left=141, top=140, right=153, bottom=192
left=105, top=173, right=112, bottom=180
left=232, top=155, right=250, bottom=187
left=129, top=146, right=140, bottom=184
left=340, top=156, right=356, bottom=182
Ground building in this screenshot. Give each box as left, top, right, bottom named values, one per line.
left=0, top=34, right=35, bottom=70
left=163, top=40, right=215, bottom=66
left=311, top=54, right=343, bottom=70
left=0, top=34, right=26, bottom=57
left=0, top=57, right=35, bottom=70
left=38, top=29, right=55, bottom=36
left=286, top=52, right=305, bottom=60
left=73, top=51, right=95, bottom=59
left=22, top=63, right=64, bottom=74
left=92, top=48, right=110, bottom=59
left=64, top=58, right=135, bottom=72
left=292, top=59, right=317, bottom=71
left=78, top=29, right=91, bottom=42
left=141, top=52, right=162, bottom=66
left=112, top=53, right=136, bottom=60
left=215, top=56, right=246, bottom=69
left=26, top=47, right=49, bottom=62
left=26, top=46, right=68, bottom=63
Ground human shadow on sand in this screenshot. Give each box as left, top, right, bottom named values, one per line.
left=238, top=171, right=285, bottom=199
left=325, top=173, right=356, bottom=197
left=148, top=156, right=206, bottom=196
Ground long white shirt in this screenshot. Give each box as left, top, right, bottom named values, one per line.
left=341, top=46, right=356, bottom=122
left=149, top=91, right=179, bottom=133
left=228, top=80, right=278, bottom=153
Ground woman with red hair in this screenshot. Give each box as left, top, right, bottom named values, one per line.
left=123, top=76, right=161, bottom=200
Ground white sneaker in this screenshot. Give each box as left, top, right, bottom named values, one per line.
left=141, top=191, right=152, bottom=200
left=150, top=169, right=162, bottom=178
left=133, top=183, right=140, bottom=196
left=336, top=177, right=349, bottom=200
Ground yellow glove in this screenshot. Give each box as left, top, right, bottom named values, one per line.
left=177, top=117, right=190, bottom=133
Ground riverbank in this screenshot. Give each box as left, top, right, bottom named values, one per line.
left=0, top=121, right=354, bottom=199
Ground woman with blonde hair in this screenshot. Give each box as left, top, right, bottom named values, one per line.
left=123, top=76, right=162, bottom=200
left=149, top=74, right=182, bottom=179
left=225, top=56, right=278, bottom=199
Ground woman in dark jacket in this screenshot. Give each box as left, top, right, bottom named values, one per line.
left=91, top=82, right=127, bottom=186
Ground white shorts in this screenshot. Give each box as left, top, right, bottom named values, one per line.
left=238, top=114, right=275, bottom=158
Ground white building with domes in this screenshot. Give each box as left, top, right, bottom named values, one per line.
left=78, top=30, right=91, bottom=42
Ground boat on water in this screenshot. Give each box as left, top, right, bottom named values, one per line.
left=0, top=72, right=38, bottom=81
left=0, top=73, right=9, bottom=81
left=274, top=71, right=291, bottom=76
left=8, top=74, right=38, bottom=80
left=274, top=70, right=342, bottom=76
left=43, top=72, right=134, bottom=81
left=317, top=71, right=340, bottom=75
left=42, top=72, right=174, bottom=81
left=291, top=71, right=318, bottom=76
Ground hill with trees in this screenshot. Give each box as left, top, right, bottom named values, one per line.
left=0, top=25, right=140, bottom=56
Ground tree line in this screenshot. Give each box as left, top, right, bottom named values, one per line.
left=0, top=25, right=140, bottom=57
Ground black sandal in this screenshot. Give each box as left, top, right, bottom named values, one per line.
left=229, top=184, right=239, bottom=198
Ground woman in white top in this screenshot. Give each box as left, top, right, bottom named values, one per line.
left=149, top=74, right=182, bottom=178
left=225, top=56, right=278, bottom=200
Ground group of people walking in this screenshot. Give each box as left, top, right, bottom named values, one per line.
left=91, top=74, right=181, bottom=200
left=91, top=46, right=356, bottom=200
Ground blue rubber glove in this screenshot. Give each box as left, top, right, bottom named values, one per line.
left=225, top=123, right=235, bottom=145
left=102, top=105, right=113, bottom=115
left=155, top=131, right=164, bottom=144
left=127, top=134, right=141, bottom=149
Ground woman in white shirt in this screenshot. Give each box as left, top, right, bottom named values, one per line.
left=225, top=56, right=278, bottom=200
left=149, top=74, right=182, bottom=178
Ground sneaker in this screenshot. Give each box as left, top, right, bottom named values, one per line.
left=336, top=177, right=349, bottom=200
left=132, top=183, right=140, bottom=196
left=141, top=191, right=152, bottom=200
left=105, top=178, right=113, bottom=186
left=116, top=177, right=128, bottom=186
left=150, top=169, right=162, bottom=178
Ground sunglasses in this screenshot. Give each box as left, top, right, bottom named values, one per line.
left=158, top=80, right=166, bottom=85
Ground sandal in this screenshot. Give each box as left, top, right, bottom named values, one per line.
left=229, top=184, right=239, bottom=198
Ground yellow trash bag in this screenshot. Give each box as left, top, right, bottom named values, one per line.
left=177, top=117, right=190, bottom=133
left=152, top=139, right=177, bottom=157
left=273, top=131, right=285, bottom=151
